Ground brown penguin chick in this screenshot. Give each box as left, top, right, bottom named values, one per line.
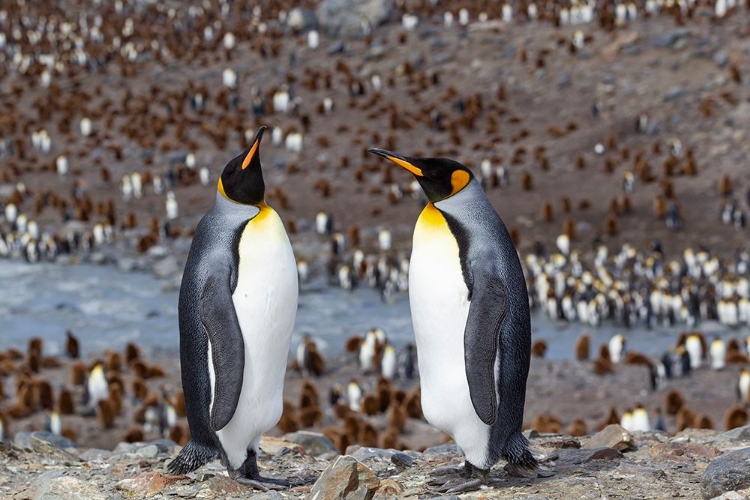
left=694, top=414, right=714, bottom=430
left=405, top=387, right=423, bottom=420
left=277, top=399, right=299, bottom=434
left=531, top=340, right=547, bottom=358
left=621, top=195, right=632, bottom=214
left=173, top=391, right=186, bottom=417
left=109, top=385, right=123, bottom=415
left=168, top=424, right=185, bottom=446
left=105, top=351, right=122, bottom=373
left=675, top=407, right=695, bottom=431
left=34, top=379, right=54, bottom=410
left=61, top=428, right=78, bottom=443
left=532, top=413, right=562, bottom=433
left=509, top=227, right=520, bottom=247
left=97, top=399, right=116, bottom=428
left=664, top=389, right=685, bottom=415
left=521, top=172, right=533, bottom=191
left=563, top=217, right=577, bottom=239
left=719, top=175, right=732, bottom=196
left=69, top=361, right=87, bottom=386
left=299, top=406, right=324, bottom=428
left=345, top=336, right=363, bottom=353
left=566, top=419, right=588, bottom=437
left=131, top=378, right=148, bottom=400
left=28, top=338, right=43, bottom=356
left=724, top=405, right=748, bottom=430
left=361, top=394, right=379, bottom=416
left=130, top=360, right=149, bottom=379
left=65, top=330, right=79, bottom=358
left=726, top=351, right=750, bottom=364
left=376, top=381, right=392, bottom=414
left=575, top=154, right=586, bottom=169
left=125, top=342, right=141, bottom=364
left=107, top=373, right=124, bottom=395
left=58, top=388, right=75, bottom=415
left=123, top=427, right=145, bottom=443
left=299, top=381, right=320, bottom=410
left=575, top=334, right=590, bottom=361
left=388, top=402, right=408, bottom=433
left=560, top=196, right=572, bottom=213
left=379, top=426, right=403, bottom=450
left=624, top=351, right=653, bottom=367
left=40, top=356, right=63, bottom=370
left=541, top=202, right=554, bottom=222
left=26, top=349, right=40, bottom=374
left=604, top=213, right=618, bottom=236
left=148, top=365, right=166, bottom=378
left=305, top=343, right=326, bottom=377
left=334, top=402, right=352, bottom=420
left=358, top=421, right=379, bottom=447
left=597, top=406, right=620, bottom=430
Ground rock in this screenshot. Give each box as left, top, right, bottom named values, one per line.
left=614, top=462, right=667, bottom=480
left=556, top=447, right=623, bottom=465
left=13, top=432, right=79, bottom=451
left=77, top=448, right=113, bottom=461
left=317, top=0, right=393, bottom=38
left=136, top=444, right=159, bottom=458
left=116, top=471, right=189, bottom=495
left=390, top=453, right=413, bottom=468
left=286, top=8, right=318, bottom=32
left=701, top=447, right=750, bottom=499
left=310, top=455, right=380, bottom=500
left=652, top=28, right=692, bottom=48
left=35, top=476, right=107, bottom=500
left=663, top=87, right=688, bottom=102
left=283, top=431, right=338, bottom=457
left=715, top=426, right=750, bottom=444
left=712, top=492, right=747, bottom=500
left=423, top=443, right=457, bottom=455
left=714, top=51, right=729, bottom=68
left=372, top=479, right=405, bottom=498
left=584, top=425, right=636, bottom=452
left=326, top=41, right=347, bottom=56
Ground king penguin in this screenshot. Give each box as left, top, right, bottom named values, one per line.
left=168, top=126, right=299, bottom=489
left=369, top=148, right=537, bottom=492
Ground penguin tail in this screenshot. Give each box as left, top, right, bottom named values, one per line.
left=167, top=440, right=218, bottom=475
left=503, top=434, right=538, bottom=470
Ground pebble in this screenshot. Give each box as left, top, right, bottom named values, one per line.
left=584, top=424, right=636, bottom=452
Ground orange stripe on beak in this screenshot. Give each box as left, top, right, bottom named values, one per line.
left=388, top=156, right=423, bottom=177
left=242, top=141, right=259, bottom=170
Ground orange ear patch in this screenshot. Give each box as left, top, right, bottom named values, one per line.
left=450, top=170, right=470, bottom=195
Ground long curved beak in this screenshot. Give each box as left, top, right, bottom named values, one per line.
left=368, top=148, right=423, bottom=177
left=242, top=125, right=267, bottom=170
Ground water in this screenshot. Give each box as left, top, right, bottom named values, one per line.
left=1, top=260, right=745, bottom=359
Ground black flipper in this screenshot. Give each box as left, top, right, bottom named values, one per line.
left=463, top=269, right=507, bottom=426
left=200, top=268, right=245, bottom=432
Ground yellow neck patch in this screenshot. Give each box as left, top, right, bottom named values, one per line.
left=417, top=203, right=447, bottom=227
left=450, top=170, right=470, bottom=196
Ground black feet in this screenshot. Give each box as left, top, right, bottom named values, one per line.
left=228, top=449, right=303, bottom=491
left=427, top=461, right=489, bottom=493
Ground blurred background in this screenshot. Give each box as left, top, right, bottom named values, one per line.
left=0, top=0, right=749, bottom=452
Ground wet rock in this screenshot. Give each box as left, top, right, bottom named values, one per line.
left=34, top=476, right=107, bottom=500
left=284, top=431, right=338, bottom=457
left=310, top=455, right=380, bottom=500
left=701, top=447, right=750, bottom=499
left=317, top=0, right=393, bottom=39
left=584, top=425, right=635, bottom=452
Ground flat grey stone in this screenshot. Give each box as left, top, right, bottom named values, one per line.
left=701, top=447, right=750, bottom=499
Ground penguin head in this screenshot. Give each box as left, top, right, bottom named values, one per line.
left=218, top=126, right=267, bottom=205
left=368, top=148, right=474, bottom=203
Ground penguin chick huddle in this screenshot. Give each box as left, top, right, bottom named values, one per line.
left=168, top=128, right=536, bottom=493
left=0, top=333, right=188, bottom=451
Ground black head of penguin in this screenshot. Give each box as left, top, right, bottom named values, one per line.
left=218, top=126, right=267, bottom=205
left=368, top=148, right=473, bottom=203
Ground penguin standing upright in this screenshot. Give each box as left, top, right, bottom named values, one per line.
left=369, top=148, right=537, bottom=492
left=168, top=127, right=299, bottom=489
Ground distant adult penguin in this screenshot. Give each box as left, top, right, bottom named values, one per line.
left=168, top=127, right=299, bottom=489
left=369, top=148, right=537, bottom=491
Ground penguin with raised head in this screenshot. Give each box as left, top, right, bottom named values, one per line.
left=168, top=127, right=299, bottom=490
left=369, top=148, right=537, bottom=492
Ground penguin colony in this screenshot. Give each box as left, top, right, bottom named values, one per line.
left=1, top=0, right=750, bottom=494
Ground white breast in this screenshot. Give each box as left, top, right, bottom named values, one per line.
left=215, top=207, right=298, bottom=469
left=409, top=207, right=490, bottom=467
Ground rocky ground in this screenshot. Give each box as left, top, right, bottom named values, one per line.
left=4, top=424, right=750, bottom=499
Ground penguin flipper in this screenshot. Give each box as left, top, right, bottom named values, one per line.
left=464, top=273, right=507, bottom=426
left=200, top=269, right=245, bottom=432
